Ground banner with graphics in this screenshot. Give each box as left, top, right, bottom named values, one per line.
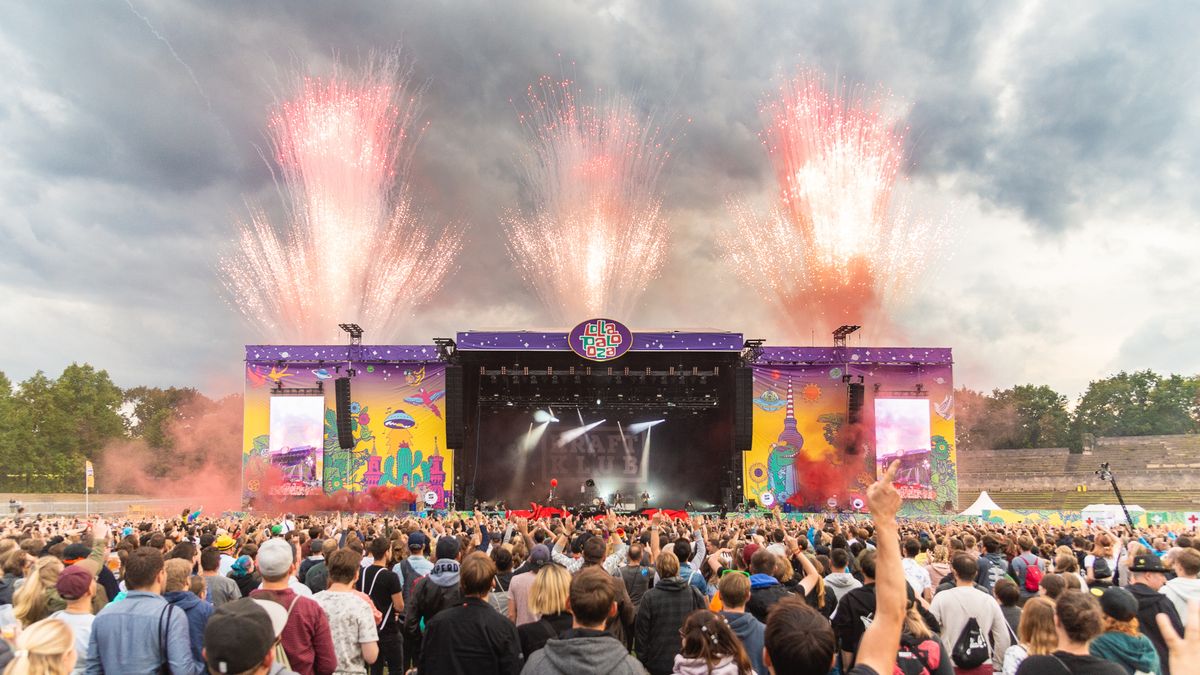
left=744, top=362, right=956, bottom=516
left=243, top=351, right=453, bottom=508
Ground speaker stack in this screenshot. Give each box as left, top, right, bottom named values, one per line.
left=334, top=377, right=354, bottom=449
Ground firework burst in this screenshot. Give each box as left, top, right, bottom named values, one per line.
left=222, top=55, right=459, bottom=342
left=504, top=77, right=680, bottom=321
left=724, top=70, right=942, bottom=335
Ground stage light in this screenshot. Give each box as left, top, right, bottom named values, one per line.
left=533, top=410, right=560, bottom=424
left=628, top=419, right=665, bottom=434
left=558, top=419, right=606, bottom=446
left=596, top=398, right=601, bottom=406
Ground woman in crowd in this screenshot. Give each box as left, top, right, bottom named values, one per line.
left=671, top=609, right=753, bottom=675
left=898, top=586, right=954, bottom=675
left=12, top=558, right=63, bottom=628
left=1089, top=587, right=1161, bottom=675
left=517, top=564, right=573, bottom=659
left=1003, top=596, right=1057, bottom=675
left=925, top=545, right=953, bottom=590
left=3, top=617, right=77, bottom=675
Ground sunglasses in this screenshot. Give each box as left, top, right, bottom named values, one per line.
left=720, top=569, right=750, bottom=578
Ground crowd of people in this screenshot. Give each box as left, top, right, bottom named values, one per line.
left=0, top=468, right=1197, bottom=675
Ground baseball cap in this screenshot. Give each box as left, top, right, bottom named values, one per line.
left=55, top=565, right=93, bottom=600
left=205, top=598, right=286, bottom=674
left=62, top=543, right=91, bottom=564
left=256, top=538, right=293, bottom=578
left=1091, top=557, right=1113, bottom=580
left=766, top=543, right=788, bottom=558
left=1098, top=587, right=1138, bottom=622
left=270, top=524, right=283, bottom=536
left=407, top=532, right=428, bottom=550
left=1129, top=554, right=1167, bottom=573
left=434, top=536, right=461, bottom=561
left=529, top=544, right=552, bottom=567
left=215, top=535, right=236, bottom=552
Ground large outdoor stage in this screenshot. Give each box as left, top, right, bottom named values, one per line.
left=241, top=321, right=957, bottom=515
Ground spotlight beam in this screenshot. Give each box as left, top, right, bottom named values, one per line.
left=558, top=419, right=606, bottom=447
left=628, top=419, right=665, bottom=434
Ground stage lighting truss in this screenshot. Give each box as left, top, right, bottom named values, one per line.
left=271, top=383, right=325, bottom=396
left=478, top=366, right=722, bottom=411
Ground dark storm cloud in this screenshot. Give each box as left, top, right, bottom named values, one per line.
left=0, top=0, right=1196, bottom=394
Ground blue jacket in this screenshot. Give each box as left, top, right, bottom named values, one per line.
left=85, top=590, right=200, bottom=675
left=164, top=591, right=214, bottom=670
left=721, top=610, right=766, bottom=675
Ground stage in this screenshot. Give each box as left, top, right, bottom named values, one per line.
left=241, top=320, right=957, bottom=515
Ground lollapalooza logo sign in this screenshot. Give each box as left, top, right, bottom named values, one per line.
left=568, top=318, right=633, bottom=362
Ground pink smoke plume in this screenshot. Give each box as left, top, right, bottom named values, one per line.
left=724, top=69, right=945, bottom=339
left=98, top=395, right=244, bottom=513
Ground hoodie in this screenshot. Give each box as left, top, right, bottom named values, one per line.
left=1162, top=577, right=1200, bottom=625
left=402, top=558, right=464, bottom=661
left=522, top=629, right=646, bottom=675
left=720, top=610, right=765, bottom=675
left=1090, top=631, right=1162, bottom=675
left=745, top=574, right=790, bottom=624
left=672, top=654, right=742, bottom=675
left=825, top=572, right=863, bottom=601
left=429, top=558, right=461, bottom=587
left=1127, top=582, right=1182, bottom=675
left=163, top=590, right=214, bottom=670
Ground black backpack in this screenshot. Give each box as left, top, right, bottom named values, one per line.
left=951, top=617, right=990, bottom=669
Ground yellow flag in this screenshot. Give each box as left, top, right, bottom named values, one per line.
left=85, top=460, right=94, bottom=490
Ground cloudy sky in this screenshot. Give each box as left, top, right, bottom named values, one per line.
left=1, top=1, right=1197, bottom=400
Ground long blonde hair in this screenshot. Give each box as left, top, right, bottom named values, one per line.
left=529, top=564, right=571, bottom=616
left=13, top=557, right=63, bottom=627
left=1019, top=597, right=1058, bottom=656
left=4, top=617, right=76, bottom=675
left=904, top=605, right=932, bottom=639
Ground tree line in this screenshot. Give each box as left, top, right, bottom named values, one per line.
left=0, top=363, right=230, bottom=493
left=955, top=370, right=1200, bottom=452
left=0, top=364, right=1196, bottom=492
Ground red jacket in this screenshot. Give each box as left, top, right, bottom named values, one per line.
left=250, top=587, right=337, bottom=675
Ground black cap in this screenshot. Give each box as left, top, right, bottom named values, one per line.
left=203, top=598, right=278, bottom=674
left=62, top=543, right=91, bottom=563
left=1091, top=557, right=1113, bottom=580
left=1098, top=587, right=1138, bottom=622
left=1129, top=554, right=1167, bottom=573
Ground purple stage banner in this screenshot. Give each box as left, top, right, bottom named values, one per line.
left=567, top=318, right=634, bottom=361
left=456, top=330, right=744, bottom=352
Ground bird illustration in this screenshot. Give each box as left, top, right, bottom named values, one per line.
left=266, top=365, right=293, bottom=383
left=403, top=388, right=445, bottom=419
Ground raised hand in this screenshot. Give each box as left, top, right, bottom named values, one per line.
left=867, top=460, right=902, bottom=521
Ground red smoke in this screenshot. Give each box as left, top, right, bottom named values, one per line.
left=252, top=468, right=417, bottom=514
left=785, top=423, right=871, bottom=510
left=98, top=394, right=244, bottom=513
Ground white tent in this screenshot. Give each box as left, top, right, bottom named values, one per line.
left=960, top=491, right=1003, bottom=516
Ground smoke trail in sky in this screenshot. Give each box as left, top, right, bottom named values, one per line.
left=222, top=54, right=459, bottom=342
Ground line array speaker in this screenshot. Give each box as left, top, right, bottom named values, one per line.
left=733, top=367, right=753, bottom=451
left=444, top=365, right=464, bottom=449
left=334, top=377, right=354, bottom=449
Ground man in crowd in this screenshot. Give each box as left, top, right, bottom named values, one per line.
left=717, top=569, right=767, bottom=675
left=404, top=535, right=465, bottom=666
left=50, top=564, right=96, bottom=674
left=746, top=549, right=790, bottom=623
left=164, top=557, right=214, bottom=672
left=1125, top=553, right=1182, bottom=675
left=200, top=546, right=241, bottom=607
left=304, top=539, right=337, bottom=594
left=313, top=549, right=378, bottom=674
left=356, top=538, right=402, bottom=675
left=930, top=554, right=1012, bottom=674
left=1162, top=547, right=1200, bottom=626
left=521, top=567, right=646, bottom=675
left=249, top=538, right=336, bottom=675
left=976, top=536, right=1008, bottom=595
left=202, top=597, right=298, bottom=675
left=580, top=535, right=635, bottom=646
left=215, top=535, right=238, bottom=576
left=825, top=547, right=862, bottom=602
left=634, top=550, right=707, bottom=675
left=615, top=542, right=655, bottom=608
left=86, top=547, right=198, bottom=674
left=1010, top=536, right=1045, bottom=603
left=902, top=537, right=933, bottom=601
left=420, top=551, right=522, bottom=675
left=832, top=548, right=879, bottom=667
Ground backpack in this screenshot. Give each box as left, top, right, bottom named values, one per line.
left=1019, top=554, right=1043, bottom=593
left=488, top=574, right=510, bottom=616
left=983, top=557, right=1007, bottom=591
left=895, top=634, right=939, bottom=675
left=398, top=559, right=426, bottom=610
left=950, top=617, right=990, bottom=669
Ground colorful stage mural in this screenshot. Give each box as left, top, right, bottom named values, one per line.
left=243, top=346, right=453, bottom=508
left=745, top=348, right=956, bottom=516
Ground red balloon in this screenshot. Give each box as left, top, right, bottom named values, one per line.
left=550, top=479, right=558, bottom=487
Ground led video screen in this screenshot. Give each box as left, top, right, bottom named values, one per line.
left=874, top=397, right=934, bottom=499
left=269, top=396, right=325, bottom=495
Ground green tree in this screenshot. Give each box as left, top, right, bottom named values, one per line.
left=6, top=372, right=70, bottom=490
left=1074, top=370, right=1200, bottom=441
left=51, top=363, right=126, bottom=463
left=990, top=384, right=1072, bottom=449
